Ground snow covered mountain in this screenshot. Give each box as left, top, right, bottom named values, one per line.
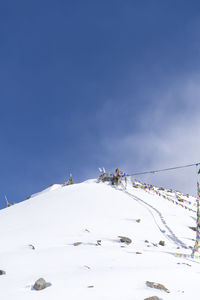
left=0, top=178, right=199, bottom=300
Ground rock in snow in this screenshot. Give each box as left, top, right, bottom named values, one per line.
left=118, top=235, right=132, bottom=244
left=33, top=278, right=47, bottom=290
left=0, top=270, right=6, bottom=275
left=158, top=240, right=165, bottom=246
left=146, top=281, right=170, bottom=293
left=33, top=278, right=51, bottom=291
left=73, top=242, right=82, bottom=246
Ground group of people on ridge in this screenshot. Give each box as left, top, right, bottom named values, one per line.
left=98, top=168, right=127, bottom=187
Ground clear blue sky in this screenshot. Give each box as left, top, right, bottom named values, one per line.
left=1, top=1, right=200, bottom=208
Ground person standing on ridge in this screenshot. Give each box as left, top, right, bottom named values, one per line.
left=115, top=168, right=122, bottom=185
left=68, top=173, right=73, bottom=185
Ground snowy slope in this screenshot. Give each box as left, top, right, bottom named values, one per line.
left=0, top=179, right=199, bottom=300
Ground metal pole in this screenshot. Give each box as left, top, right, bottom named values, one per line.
left=192, top=166, right=200, bottom=256
left=5, top=195, right=9, bottom=207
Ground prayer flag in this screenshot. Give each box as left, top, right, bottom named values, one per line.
left=192, top=167, right=200, bottom=255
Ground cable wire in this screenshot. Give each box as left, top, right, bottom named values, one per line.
left=128, top=162, right=200, bottom=177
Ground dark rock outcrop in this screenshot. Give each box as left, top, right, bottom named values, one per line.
left=118, top=236, right=132, bottom=244
left=146, top=281, right=170, bottom=293
left=158, top=187, right=165, bottom=191
left=159, top=241, right=165, bottom=246
left=33, top=278, right=47, bottom=291
left=0, top=270, right=6, bottom=275
left=189, top=226, right=196, bottom=232
left=73, top=242, right=82, bottom=246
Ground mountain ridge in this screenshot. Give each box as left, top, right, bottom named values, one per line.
left=0, top=178, right=199, bottom=299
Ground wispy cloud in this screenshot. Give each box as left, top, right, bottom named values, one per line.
left=100, top=74, right=200, bottom=195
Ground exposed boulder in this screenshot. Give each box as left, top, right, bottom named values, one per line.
left=118, top=236, right=132, bottom=244
left=33, top=278, right=47, bottom=291
left=159, top=241, right=165, bottom=246
left=0, top=270, right=6, bottom=275
left=146, top=281, right=170, bottom=293
left=189, top=226, right=196, bottom=232
left=73, top=242, right=82, bottom=246
left=158, top=187, right=165, bottom=191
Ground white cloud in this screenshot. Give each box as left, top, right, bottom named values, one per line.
left=101, top=74, right=200, bottom=196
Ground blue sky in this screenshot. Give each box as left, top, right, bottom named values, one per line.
left=1, top=1, right=200, bottom=208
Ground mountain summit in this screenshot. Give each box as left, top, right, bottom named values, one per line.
left=0, top=179, right=198, bottom=299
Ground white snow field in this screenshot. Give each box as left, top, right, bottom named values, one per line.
left=0, top=179, right=199, bottom=300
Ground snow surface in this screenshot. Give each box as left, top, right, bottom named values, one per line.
left=0, top=179, right=199, bottom=299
